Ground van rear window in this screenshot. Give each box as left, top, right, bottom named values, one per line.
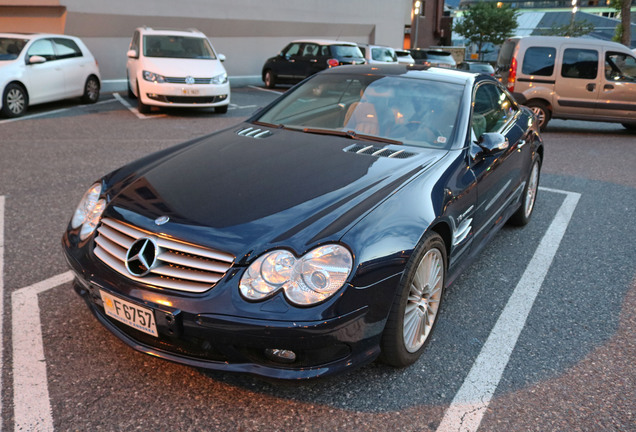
left=522, top=47, right=556, bottom=76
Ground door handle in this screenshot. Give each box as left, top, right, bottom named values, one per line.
left=310, top=59, right=318, bottom=63
left=517, top=139, right=526, bottom=149
left=586, top=83, right=596, bottom=92
left=604, top=84, right=614, bottom=90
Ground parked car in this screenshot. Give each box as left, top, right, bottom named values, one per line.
left=63, top=64, right=543, bottom=380
left=261, top=39, right=365, bottom=88
left=496, top=36, right=636, bottom=130
left=126, top=27, right=230, bottom=114
left=395, top=49, right=415, bottom=64
left=0, top=33, right=100, bottom=118
left=409, top=49, right=456, bottom=68
left=458, top=61, right=495, bottom=76
left=358, top=44, right=398, bottom=64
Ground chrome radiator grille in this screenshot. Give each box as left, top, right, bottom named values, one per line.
left=93, top=218, right=234, bottom=293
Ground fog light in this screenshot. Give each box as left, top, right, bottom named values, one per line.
left=264, top=348, right=296, bottom=364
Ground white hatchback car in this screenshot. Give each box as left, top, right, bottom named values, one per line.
left=126, top=27, right=230, bottom=114
left=0, top=33, right=100, bottom=117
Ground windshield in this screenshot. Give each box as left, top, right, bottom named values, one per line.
left=255, top=73, right=463, bottom=149
left=142, top=35, right=216, bottom=59
left=372, top=47, right=397, bottom=62
left=0, top=37, right=28, bottom=60
left=331, top=45, right=363, bottom=58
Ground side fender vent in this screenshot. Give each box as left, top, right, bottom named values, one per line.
left=344, top=144, right=415, bottom=159
left=236, top=127, right=272, bottom=138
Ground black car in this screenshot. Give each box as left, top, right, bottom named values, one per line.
left=261, top=39, right=365, bottom=88
left=63, top=64, right=543, bottom=380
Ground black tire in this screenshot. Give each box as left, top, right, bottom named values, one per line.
left=380, top=231, right=446, bottom=367
left=264, top=70, right=276, bottom=89
left=81, top=75, right=100, bottom=104
left=2, top=83, right=28, bottom=117
left=136, top=82, right=151, bottom=114
left=509, top=156, right=541, bottom=226
left=215, top=104, right=228, bottom=114
left=526, top=100, right=551, bottom=132
left=127, top=75, right=135, bottom=99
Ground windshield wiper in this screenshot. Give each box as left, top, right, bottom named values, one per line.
left=301, top=127, right=403, bottom=145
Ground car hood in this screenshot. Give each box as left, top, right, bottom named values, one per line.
left=140, top=57, right=226, bottom=77
left=105, top=125, right=445, bottom=260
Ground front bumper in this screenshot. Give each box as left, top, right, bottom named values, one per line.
left=63, top=232, right=401, bottom=379
left=138, top=81, right=230, bottom=108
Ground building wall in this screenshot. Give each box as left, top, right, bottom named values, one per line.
left=1, top=0, right=413, bottom=89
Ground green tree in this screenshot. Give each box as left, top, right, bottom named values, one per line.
left=610, top=0, right=632, bottom=47
left=454, top=2, right=519, bottom=61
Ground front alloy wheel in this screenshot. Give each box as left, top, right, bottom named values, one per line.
left=2, top=84, right=27, bottom=117
left=380, top=232, right=446, bottom=367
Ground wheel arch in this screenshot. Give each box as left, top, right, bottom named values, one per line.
left=4, top=80, right=29, bottom=99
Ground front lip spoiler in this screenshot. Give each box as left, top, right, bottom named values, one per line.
left=75, top=280, right=378, bottom=380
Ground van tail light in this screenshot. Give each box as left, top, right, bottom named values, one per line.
left=507, top=56, right=517, bottom=92
left=327, top=58, right=340, bottom=67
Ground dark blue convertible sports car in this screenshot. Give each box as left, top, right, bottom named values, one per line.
left=62, top=64, right=543, bottom=379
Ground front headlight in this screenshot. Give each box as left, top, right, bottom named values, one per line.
left=239, top=244, right=353, bottom=306
left=210, top=72, right=228, bottom=85
left=143, top=70, right=166, bottom=83
left=70, top=183, right=106, bottom=240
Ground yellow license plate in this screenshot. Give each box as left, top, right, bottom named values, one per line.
left=181, top=88, right=200, bottom=95
left=100, top=290, right=158, bottom=337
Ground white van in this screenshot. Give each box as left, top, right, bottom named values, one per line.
left=496, top=36, right=636, bottom=130
left=126, top=27, right=230, bottom=114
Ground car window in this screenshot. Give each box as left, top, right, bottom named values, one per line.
left=330, top=45, right=363, bottom=58
left=26, top=39, right=56, bottom=62
left=283, top=43, right=301, bottom=57
left=371, top=47, right=397, bottom=62
left=256, top=74, right=463, bottom=149
left=319, top=45, right=330, bottom=56
left=0, top=37, right=28, bottom=60
left=497, top=39, right=517, bottom=69
left=472, top=83, right=517, bottom=136
left=302, top=43, right=319, bottom=57
left=130, top=31, right=140, bottom=53
left=53, top=38, right=82, bottom=59
left=562, top=48, right=598, bottom=79
left=521, top=46, right=556, bottom=76
left=605, top=52, right=636, bottom=81
left=142, top=35, right=216, bottom=59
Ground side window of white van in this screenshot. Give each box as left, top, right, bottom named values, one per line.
left=562, top=48, right=598, bottom=79
left=522, top=47, right=556, bottom=76
left=605, top=52, right=636, bottom=81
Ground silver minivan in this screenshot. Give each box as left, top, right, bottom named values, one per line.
left=496, top=36, right=636, bottom=130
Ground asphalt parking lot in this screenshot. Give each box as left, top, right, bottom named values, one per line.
left=1, top=87, right=635, bottom=431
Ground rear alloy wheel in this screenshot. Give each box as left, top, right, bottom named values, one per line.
left=380, top=232, right=446, bottom=367
left=509, top=156, right=541, bottom=226
left=2, top=83, right=28, bottom=117
left=264, top=70, right=276, bottom=89
left=526, top=100, right=551, bottom=132
left=81, top=76, right=100, bottom=104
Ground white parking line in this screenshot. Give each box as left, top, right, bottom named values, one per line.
left=112, top=93, right=168, bottom=120
left=436, top=187, right=581, bottom=432
left=12, top=271, right=73, bottom=432
left=0, top=196, right=4, bottom=428
left=247, top=85, right=284, bottom=95
left=0, top=99, right=117, bottom=125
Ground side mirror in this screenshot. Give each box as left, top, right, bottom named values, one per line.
left=127, top=49, right=138, bottom=59
left=472, top=132, right=509, bottom=159
left=218, top=53, right=226, bottom=62
left=28, top=55, right=46, bottom=64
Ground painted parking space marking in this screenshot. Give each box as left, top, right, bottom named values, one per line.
left=436, top=187, right=581, bottom=432
left=112, top=92, right=161, bottom=120
left=7, top=187, right=577, bottom=431
left=12, top=271, right=73, bottom=432
left=247, top=85, right=284, bottom=95
left=0, top=196, right=4, bottom=428
left=0, top=99, right=117, bottom=125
